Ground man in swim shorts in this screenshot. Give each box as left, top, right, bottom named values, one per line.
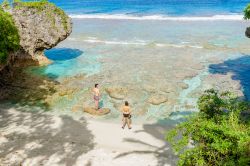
left=92, top=83, right=100, bottom=110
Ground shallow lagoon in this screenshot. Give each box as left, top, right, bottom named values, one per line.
left=28, top=19, right=250, bottom=123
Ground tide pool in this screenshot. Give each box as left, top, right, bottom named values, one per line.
left=26, top=18, right=250, bottom=122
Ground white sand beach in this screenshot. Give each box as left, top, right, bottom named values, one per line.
left=0, top=106, right=177, bottom=166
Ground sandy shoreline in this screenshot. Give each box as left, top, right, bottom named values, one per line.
left=0, top=106, right=177, bottom=166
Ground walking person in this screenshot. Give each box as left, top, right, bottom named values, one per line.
left=121, top=101, right=132, bottom=129
left=92, top=83, right=100, bottom=110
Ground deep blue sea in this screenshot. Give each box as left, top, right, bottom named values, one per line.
left=23, top=0, right=249, bottom=16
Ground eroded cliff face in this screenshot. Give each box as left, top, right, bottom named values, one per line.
left=3, top=2, right=72, bottom=68
left=0, top=2, right=72, bottom=105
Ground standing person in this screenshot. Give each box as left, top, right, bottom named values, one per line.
left=92, top=83, right=100, bottom=110
left=121, top=101, right=132, bottom=129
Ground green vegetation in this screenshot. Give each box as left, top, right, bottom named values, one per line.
left=0, top=0, right=69, bottom=64
left=13, top=0, right=68, bottom=30
left=166, top=89, right=250, bottom=166
left=1, top=0, right=10, bottom=9
left=244, top=4, right=250, bottom=20
left=0, top=8, right=20, bottom=64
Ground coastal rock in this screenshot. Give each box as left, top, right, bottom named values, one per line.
left=191, top=63, right=204, bottom=70
left=174, top=70, right=198, bottom=79
left=177, top=82, right=189, bottom=90
left=6, top=2, right=72, bottom=67
left=83, top=107, right=110, bottom=116
left=105, top=87, right=128, bottom=100
left=72, top=105, right=83, bottom=112
left=143, top=84, right=157, bottom=93
left=245, top=27, right=250, bottom=38
left=147, top=94, right=168, bottom=105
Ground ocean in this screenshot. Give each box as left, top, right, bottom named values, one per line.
left=46, top=0, right=248, bottom=16
left=9, top=0, right=250, bottom=121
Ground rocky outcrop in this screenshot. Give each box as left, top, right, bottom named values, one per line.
left=147, top=94, right=168, bottom=105
left=2, top=1, right=72, bottom=68
left=83, top=107, right=111, bottom=116
left=105, top=87, right=128, bottom=100
left=245, top=27, right=250, bottom=38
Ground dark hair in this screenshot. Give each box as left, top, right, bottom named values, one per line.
left=95, top=84, right=98, bottom=88
left=125, top=101, right=129, bottom=106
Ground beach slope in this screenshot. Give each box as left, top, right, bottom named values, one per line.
left=0, top=107, right=176, bottom=166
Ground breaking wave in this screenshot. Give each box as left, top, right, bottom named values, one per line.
left=69, top=14, right=243, bottom=21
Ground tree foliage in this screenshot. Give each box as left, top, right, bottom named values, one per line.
left=166, top=89, right=250, bottom=166
left=0, top=7, right=20, bottom=64
left=244, top=4, right=250, bottom=20
left=1, top=0, right=10, bottom=9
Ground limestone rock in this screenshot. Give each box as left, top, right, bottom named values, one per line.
left=9, top=2, right=72, bottom=66
left=147, top=94, right=168, bottom=105
left=83, top=107, right=111, bottom=116
left=177, top=82, right=189, bottom=90
left=105, top=87, right=128, bottom=100
left=191, top=63, right=204, bottom=70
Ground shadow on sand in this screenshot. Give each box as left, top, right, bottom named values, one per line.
left=209, top=55, right=250, bottom=100
left=113, top=115, right=188, bottom=166
left=0, top=104, right=95, bottom=165
left=0, top=48, right=93, bottom=165
left=0, top=67, right=59, bottom=110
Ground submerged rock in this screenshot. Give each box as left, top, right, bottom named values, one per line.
left=105, top=87, right=128, bottom=100
left=147, top=94, right=168, bottom=105
left=83, top=107, right=111, bottom=116
left=177, top=82, right=189, bottom=90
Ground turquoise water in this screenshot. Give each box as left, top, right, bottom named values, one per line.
left=25, top=19, right=250, bottom=122
left=18, top=0, right=250, bottom=121
left=36, top=20, right=250, bottom=80
left=28, top=48, right=101, bottom=79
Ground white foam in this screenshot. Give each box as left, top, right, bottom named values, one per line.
left=83, top=39, right=147, bottom=45
left=69, top=14, right=243, bottom=21
left=156, top=43, right=203, bottom=49
left=67, top=37, right=77, bottom=41
left=68, top=37, right=203, bottom=48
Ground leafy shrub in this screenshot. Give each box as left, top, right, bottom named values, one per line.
left=1, top=0, right=10, bottom=9
left=244, top=4, right=250, bottom=20
left=166, top=89, right=250, bottom=166
left=0, top=7, right=20, bottom=64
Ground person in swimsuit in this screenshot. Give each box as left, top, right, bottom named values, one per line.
left=92, top=83, right=100, bottom=110
left=121, top=101, right=132, bottom=129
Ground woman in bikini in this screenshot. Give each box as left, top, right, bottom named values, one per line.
left=92, top=83, right=100, bottom=110
left=121, top=101, right=132, bottom=129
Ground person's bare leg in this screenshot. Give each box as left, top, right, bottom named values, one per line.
left=122, top=118, right=125, bottom=128
left=128, top=118, right=132, bottom=129
left=122, top=118, right=127, bottom=129
left=95, top=100, right=99, bottom=110
left=122, top=117, right=124, bottom=124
